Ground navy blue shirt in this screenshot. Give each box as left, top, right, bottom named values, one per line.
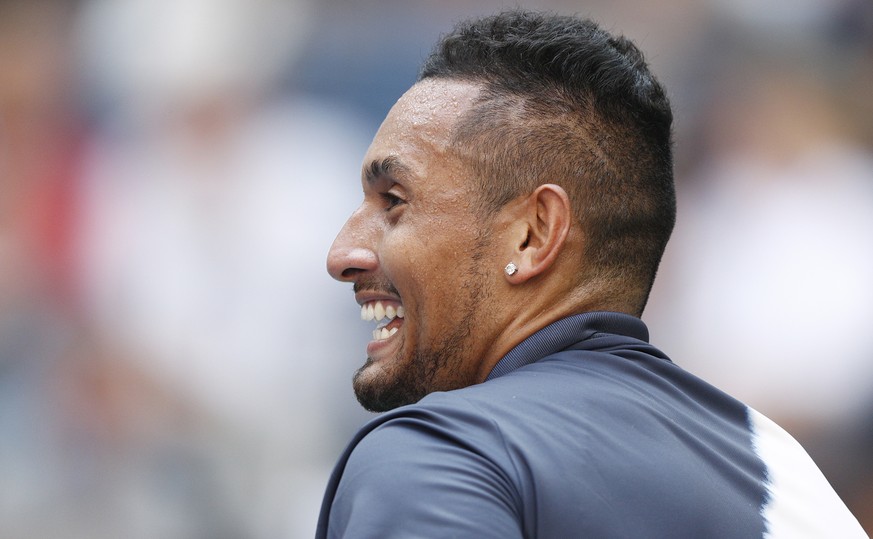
left=317, top=312, right=866, bottom=538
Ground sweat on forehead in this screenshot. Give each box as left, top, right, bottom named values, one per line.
left=361, top=79, right=482, bottom=186
left=389, top=79, right=481, bottom=132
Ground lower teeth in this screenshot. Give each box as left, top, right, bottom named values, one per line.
left=373, top=327, right=399, bottom=341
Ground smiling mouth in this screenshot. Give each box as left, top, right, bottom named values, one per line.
left=361, top=300, right=405, bottom=341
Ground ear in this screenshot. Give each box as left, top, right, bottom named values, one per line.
left=506, top=184, right=572, bottom=283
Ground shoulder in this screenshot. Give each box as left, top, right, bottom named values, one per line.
left=325, top=392, right=525, bottom=538
left=346, top=390, right=519, bottom=483
left=335, top=353, right=653, bottom=495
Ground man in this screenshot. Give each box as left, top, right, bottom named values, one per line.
left=318, top=11, right=866, bottom=538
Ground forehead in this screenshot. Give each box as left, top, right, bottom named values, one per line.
left=385, top=78, right=481, bottom=133
left=363, top=79, right=481, bottom=186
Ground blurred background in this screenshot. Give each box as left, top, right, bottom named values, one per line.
left=0, top=0, right=870, bottom=536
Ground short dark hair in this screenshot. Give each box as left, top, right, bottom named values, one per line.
left=419, top=11, right=675, bottom=314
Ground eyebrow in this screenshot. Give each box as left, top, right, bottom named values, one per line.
left=364, top=156, right=411, bottom=185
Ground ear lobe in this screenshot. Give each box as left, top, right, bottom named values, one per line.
left=507, top=184, right=572, bottom=283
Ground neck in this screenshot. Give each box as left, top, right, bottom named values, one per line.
left=473, top=281, right=614, bottom=382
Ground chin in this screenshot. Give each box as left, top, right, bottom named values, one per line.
left=352, top=357, right=428, bottom=412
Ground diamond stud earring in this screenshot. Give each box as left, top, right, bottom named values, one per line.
left=504, top=262, right=518, bottom=276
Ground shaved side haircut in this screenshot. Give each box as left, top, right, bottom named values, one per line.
left=419, top=11, right=676, bottom=313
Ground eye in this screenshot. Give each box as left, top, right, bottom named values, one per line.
left=381, top=192, right=405, bottom=211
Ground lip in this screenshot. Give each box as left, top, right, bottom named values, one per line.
left=366, top=319, right=403, bottom=357
left=366, top=331, right=399, bottom=357
left=355, top=290, right=402, bottom=306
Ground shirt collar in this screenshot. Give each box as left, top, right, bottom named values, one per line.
left=485, top=311, right=650, bottom=381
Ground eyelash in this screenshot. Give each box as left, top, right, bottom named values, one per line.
left=382, top=192, right=404, bottom=211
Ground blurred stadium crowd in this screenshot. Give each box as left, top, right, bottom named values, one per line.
left=1, top=0, right=871, bottom=537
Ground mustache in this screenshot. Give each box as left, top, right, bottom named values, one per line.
left=354, top=278, right=401, bottom=297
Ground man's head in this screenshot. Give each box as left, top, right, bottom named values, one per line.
left=327, top=11, right=675, bottom=412
left=419, top=11, right=676, bottom=311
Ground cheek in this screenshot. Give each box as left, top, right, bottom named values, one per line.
left=380, top=238, right=441, bottom=302
left=379, top=221, right=471, bottom=314
left=381, top=216, right=464, bottom=276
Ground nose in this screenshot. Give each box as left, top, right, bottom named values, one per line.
left=326, top=210, right=378, bottom=282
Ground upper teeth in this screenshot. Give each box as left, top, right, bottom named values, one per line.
left=362, top=301, right=404, bottom=341
left=361, top=301, right=405, bottom=323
